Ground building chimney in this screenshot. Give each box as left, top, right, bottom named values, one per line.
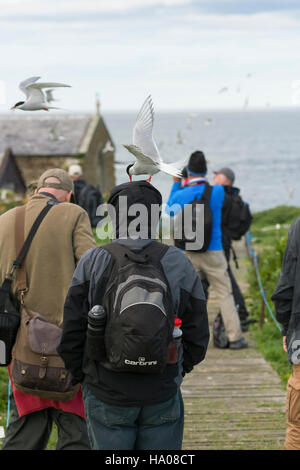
left=95, top=93, right=100, bottom=116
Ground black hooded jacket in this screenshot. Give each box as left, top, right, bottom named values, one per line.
left=272, top=217, right=300, bottom=362
left=57, top=181, right=209, bottom=406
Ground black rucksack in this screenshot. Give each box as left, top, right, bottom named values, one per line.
left=77, top=183, right=104, bottom=228
left=100, top=241, right=174, bottom=374
left=223, top=191, right=252, bottom=241
left=174, top=183, right=213, bottom=252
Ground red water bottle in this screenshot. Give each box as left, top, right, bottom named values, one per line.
left=167, top=317, right=182, bottom=364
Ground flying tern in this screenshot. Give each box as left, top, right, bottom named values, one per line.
left=103, top=140, right=114, bottom=154
left=123, top=95, right=185, bottom=182
left=11, top=76, right=71, bottom=111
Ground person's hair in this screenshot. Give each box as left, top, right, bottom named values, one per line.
left=26, top=181, right=38, bottom=197
left=188, top=151, right=207, bottom=175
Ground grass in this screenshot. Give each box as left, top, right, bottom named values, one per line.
left=252, top=323, right=292, bottom=385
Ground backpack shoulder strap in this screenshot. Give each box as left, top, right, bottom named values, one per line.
left=191, top=183, right=212, bottom=205
left=200, top=183, right=212, bottom=202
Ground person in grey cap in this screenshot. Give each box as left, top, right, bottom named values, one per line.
left=213, top=167, right=235, bottom=187
left=212, top=167, right=253, bottom=332
left=0, top=168, right=96, bottom=450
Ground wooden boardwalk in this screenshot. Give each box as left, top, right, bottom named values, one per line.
left=182, top=240, right=287, bottom=450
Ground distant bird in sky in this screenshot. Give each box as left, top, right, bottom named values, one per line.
left=177, top=131, right=183, bottom=145
left=186, top=112, right=197, bottom=129
left=204, top=118, right=212, bottom=126
left=11, top=76, right=71, bottom=111
left=123, top=95, right=185, bottom=182
left=48, top=121, right=65, bottom=142
left=218, top=86, right=228, bottom=94
left=103, top=140, right=114, bottom=153
left=243, top=97, right=249, bottom=109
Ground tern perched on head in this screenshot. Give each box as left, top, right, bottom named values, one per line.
left=123, top=95, right=185, bottom=183
left=11, top=76, right=71, bottom=111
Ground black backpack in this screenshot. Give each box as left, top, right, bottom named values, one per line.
left=174, top=183, right=213, bottom=252
left=223, top=191, right=252, bottom=241
left=100, top=241, right=174, bottom=374
left=77, top=183, right=104, bottom=228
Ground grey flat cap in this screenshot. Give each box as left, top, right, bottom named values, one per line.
left=213, top=167, right=235, bottom=185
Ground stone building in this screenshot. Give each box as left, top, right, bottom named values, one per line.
left=0, top=105, right=116, bottom=196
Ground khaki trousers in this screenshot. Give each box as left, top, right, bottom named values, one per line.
left=285, top=364, right=300, bottom=450
left=185, top=250, right=242, bottom=342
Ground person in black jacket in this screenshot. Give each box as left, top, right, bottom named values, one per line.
left=57, top=180, right=209, bottom=451
left=272, top=217, right=300, bottom=450
left=68, top=164, right=103, bottom=228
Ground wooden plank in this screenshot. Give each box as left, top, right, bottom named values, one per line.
left=182, top=239, right=287, bottom=450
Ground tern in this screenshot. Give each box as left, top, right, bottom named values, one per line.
left=11, top=76, right=71, bottom=111
left=123, top=95, right=185, bottom=182
left=103, top=140, right=114, bottom=154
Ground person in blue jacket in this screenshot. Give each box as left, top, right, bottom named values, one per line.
left=166, top=151, right=248, bottom=350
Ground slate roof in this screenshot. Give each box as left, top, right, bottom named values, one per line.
left=0, top=114, right=93, bottom=157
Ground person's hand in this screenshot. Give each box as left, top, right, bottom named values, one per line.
left=173, top=176, right=181, bottom=182
left=283, top=336, right=288, bottom=353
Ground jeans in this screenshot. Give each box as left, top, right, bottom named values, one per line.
left=82, top=385, right=184, bottom=450
left=2, top=394, right=90, bottom=450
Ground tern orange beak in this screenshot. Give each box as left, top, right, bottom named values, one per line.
left=10, top=106, right=16, bottom=110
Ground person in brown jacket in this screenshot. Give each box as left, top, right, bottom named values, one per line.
left=0, top=168, right=96, bottom=450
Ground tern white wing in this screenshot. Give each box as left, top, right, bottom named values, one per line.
left=46, top=89, right=55, bottom=103
left=25, top=87, right=46, bottom=106
left=19, top=76, right=41, bottom=98
left=133, top=95, right=161, bottom=163
left=123, top=144, right=157, bottom=167
left=29, top=82, right=71, bottom=90
left=26, top=81, right=71, bottom=106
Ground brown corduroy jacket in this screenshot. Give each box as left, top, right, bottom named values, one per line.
left=0, top=193, right=96, bottom=327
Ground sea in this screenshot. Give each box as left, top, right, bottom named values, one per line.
left=104, top=108, right=300, bottom=214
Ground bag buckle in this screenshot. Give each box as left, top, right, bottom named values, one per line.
left=8, top=264, right=17, bottom=280
left=39, top=356, right=48, bottom=379
left=19, top=289, right=28, bottom=305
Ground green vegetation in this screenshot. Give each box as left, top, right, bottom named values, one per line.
left=250, top=205, right=300, bottom=247
left=0, top=190, right=24, bottom=216
left=246, top=206, right=300, bottom=385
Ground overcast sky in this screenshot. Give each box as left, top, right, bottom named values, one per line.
left=1, top=0, right=300, bottom=112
